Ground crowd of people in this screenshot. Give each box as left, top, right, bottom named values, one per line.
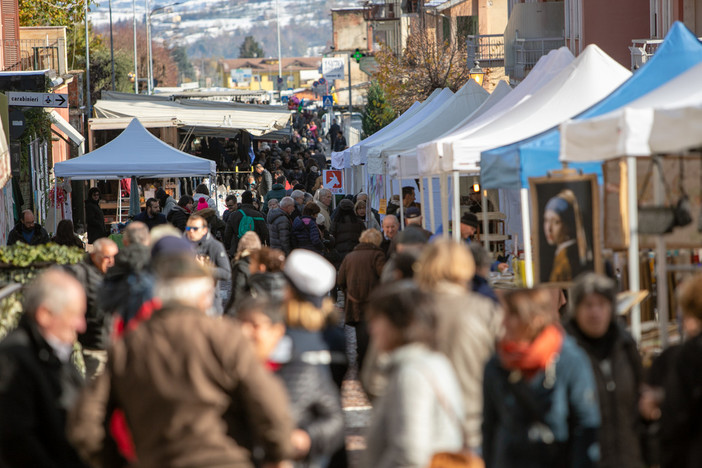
left=2, top=134, right=702, bottom=468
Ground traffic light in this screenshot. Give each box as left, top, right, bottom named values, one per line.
left=352, top=48, right=364, bottom=63
left=128, top=72, right=135, bottom=83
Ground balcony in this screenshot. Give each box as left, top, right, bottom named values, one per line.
left=513, top=36, right=564, bottom=80
left=0, top=38, right=67, bottom=75
left=466, top=34, right=505, bottom=67
left=364, top=2, right=399, bottom=21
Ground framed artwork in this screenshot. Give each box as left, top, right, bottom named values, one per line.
left=529, top=173, right=602, bottom=286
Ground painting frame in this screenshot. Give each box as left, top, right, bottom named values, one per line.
left=529, top=173, right=602, bottom=287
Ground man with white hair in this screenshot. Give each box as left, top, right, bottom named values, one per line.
left=68, top=255, right=293, bottom=468
left=380, top=214, right=400, bottom=256
left=0, top=269, right=88, bottom=467
left=315, top=188, right=332, bottom=230
left=268, top=196, right=295, bottom=255
left=290, top=189, right=305, bottom=220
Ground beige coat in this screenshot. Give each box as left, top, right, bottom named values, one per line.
left=431, top=283, right=503, bottom=451
left=68, top=306, right=293, bottom=468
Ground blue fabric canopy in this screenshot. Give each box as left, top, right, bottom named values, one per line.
left=481, top=22, right=702, bottom=189
left=55, top=118, right=216, bottom=180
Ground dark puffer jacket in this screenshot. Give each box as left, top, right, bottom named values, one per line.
left=267, top=208, right=293, bottom=255
left=273, top=329, right=345, bottom=466
left=167, top=205, right=190, bottom=232
left=7, top=222, right=50, bottom=246
left=291, top=216, right=323, bottom=253
left=330, top=210, right=364, bottom=261
left=224, top=204, right=269, bottom=256
left=263, top=183, right=287, bottom=213
left=565, top=320, right=645, bottom=468
left=66, top=256, right=108, bottom=351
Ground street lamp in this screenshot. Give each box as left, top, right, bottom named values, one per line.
left=147, top=0, right=183, bottom=94
left=469, top=60, right=485, bottom=87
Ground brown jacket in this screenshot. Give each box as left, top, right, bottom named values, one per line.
left=337, top=243, right=386, bottom=323
left=68, top=306, right=293, bottom=468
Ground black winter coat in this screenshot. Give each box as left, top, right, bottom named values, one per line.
left=0, top=315, right=88, bottom=468
left=167, top=205, right=190, bottom=232
left=85, top=198, right=106, bottom=244
left=7, top=222, right=50, bottom=246
left=291, top=216, right=323, bottom=253
left=224, top=204, right=269, bottom=256
left=267, top=208, right=293, bottom=254
left=274, top=329, right=345, bottom=465
left=660, top=333, right=702, bottom=468
left=66, top=256, right=108, bottom=350
left=225, top=255, right=253, bottom=315
left=331, top=215, right=364, bottom=260
left=565, top=320, right=644, bottom=468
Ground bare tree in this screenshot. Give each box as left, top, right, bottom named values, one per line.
left=374, top=27, right=471, bottom=114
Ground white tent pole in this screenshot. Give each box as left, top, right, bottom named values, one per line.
left=627, top=156, right=641, bottom=343
left=428, top=176, right=436, bottom=233
left=441, top=173, right=449, bottom=239
left=452, top=171, right=461, bottom=242
left=419, top=177, right=426, bottom=229
left=481, top=186, right=489, bottom=251
left=653, top=156, right=668, bottom=347
left=520, top=187, right=534, bottom=287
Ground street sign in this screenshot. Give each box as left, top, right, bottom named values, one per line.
left=322, top=57, right=345, bottom=81
left=322, top=95, right=333, bottom=108
left=323, top=170, right=344, bottom=194
left=6, top=92, right=68, bottom=108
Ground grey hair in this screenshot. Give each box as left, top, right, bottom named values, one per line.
left=291, top=190, right=304, bottom=201
left=154, top=277, right=214, bottom=309
left=315, top=188, right=331, bottom=200
left=93, top=237, right=117, bottom=253
left=280, top=196, right=295, bottom=209
left=23, top=268, right=81, bottom=318
left=469, top=244, right=492, bottom=269
left=303, top=193, right=314, bottom=204
left=571, top=273, right=617, bottom=311
left=268, top=199, right=280, bottom=209
left=124, top=221, right=150, bottom=246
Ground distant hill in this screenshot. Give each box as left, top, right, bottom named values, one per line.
left=90, top=0, right=360, bottom=59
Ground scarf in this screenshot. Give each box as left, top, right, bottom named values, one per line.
left=498, top=324, right=564, bottom=378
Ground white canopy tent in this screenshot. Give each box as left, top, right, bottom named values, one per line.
left=94, top=92, right=291, bottom=136
left=330, top=98, right=427, bottom=170
left=560, top=60, right=702, bottom=349
left=440, top=45, right=631, bottom=174
left=354, top=88, right=455, bottom=167
left=54, top=118, right=216, bottom=180
left=416, top=47, right=576, bottom=176
left=561, top=59, right=702, bottom=161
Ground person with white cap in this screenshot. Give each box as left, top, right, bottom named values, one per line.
left=271, top=250, right=346, bottom=467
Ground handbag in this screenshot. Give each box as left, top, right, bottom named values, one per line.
left=419, top=367, right=485, bottom=468
left=637, top=157, right=690, bottom=235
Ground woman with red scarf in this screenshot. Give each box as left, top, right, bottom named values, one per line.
left=482, top=288, right=600, bottom=468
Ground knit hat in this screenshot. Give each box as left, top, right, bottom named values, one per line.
left=284, top=250, right=335, bottom=307
left=241, top=191, right=254, bottom=204
left=460, top=212, right=479, bottom=229
left=151, top=235, right=195, bottom=259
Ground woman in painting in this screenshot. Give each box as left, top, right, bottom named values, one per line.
left=543, top=189, right=589, bottom=282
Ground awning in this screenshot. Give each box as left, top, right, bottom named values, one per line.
left=46, top=110, right=85, bottom=155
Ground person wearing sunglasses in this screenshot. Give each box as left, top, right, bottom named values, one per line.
left=185, top=215, right=231, bottom=315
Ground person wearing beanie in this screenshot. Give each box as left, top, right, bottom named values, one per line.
left=224, top=190, right=269, bottom=256
left=564, top=273, right=644, bottom=468
left=460, top=212, right=480, bottom=241
left=68, top=254, right=294, bottom=467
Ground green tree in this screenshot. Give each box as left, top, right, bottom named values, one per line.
left=238, top=35, right=264, bottom=58
left=362, top=82, right=395, bottom=138
left=18, top=0, right=84, bottom=28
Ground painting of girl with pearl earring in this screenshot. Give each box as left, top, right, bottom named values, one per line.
left=530, top=173, right=602, bottom=285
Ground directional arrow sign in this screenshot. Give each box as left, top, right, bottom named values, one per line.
left=6, top=92, right=69, bottom=108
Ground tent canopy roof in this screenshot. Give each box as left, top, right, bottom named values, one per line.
left=54, top=118, right=216, bottom=180
left=94, top=92, right=291, bottom=136
left=481, top=21, right=702, bottom=189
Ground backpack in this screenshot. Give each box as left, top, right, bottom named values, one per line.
left=237, top=209, right=264, bottom=239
